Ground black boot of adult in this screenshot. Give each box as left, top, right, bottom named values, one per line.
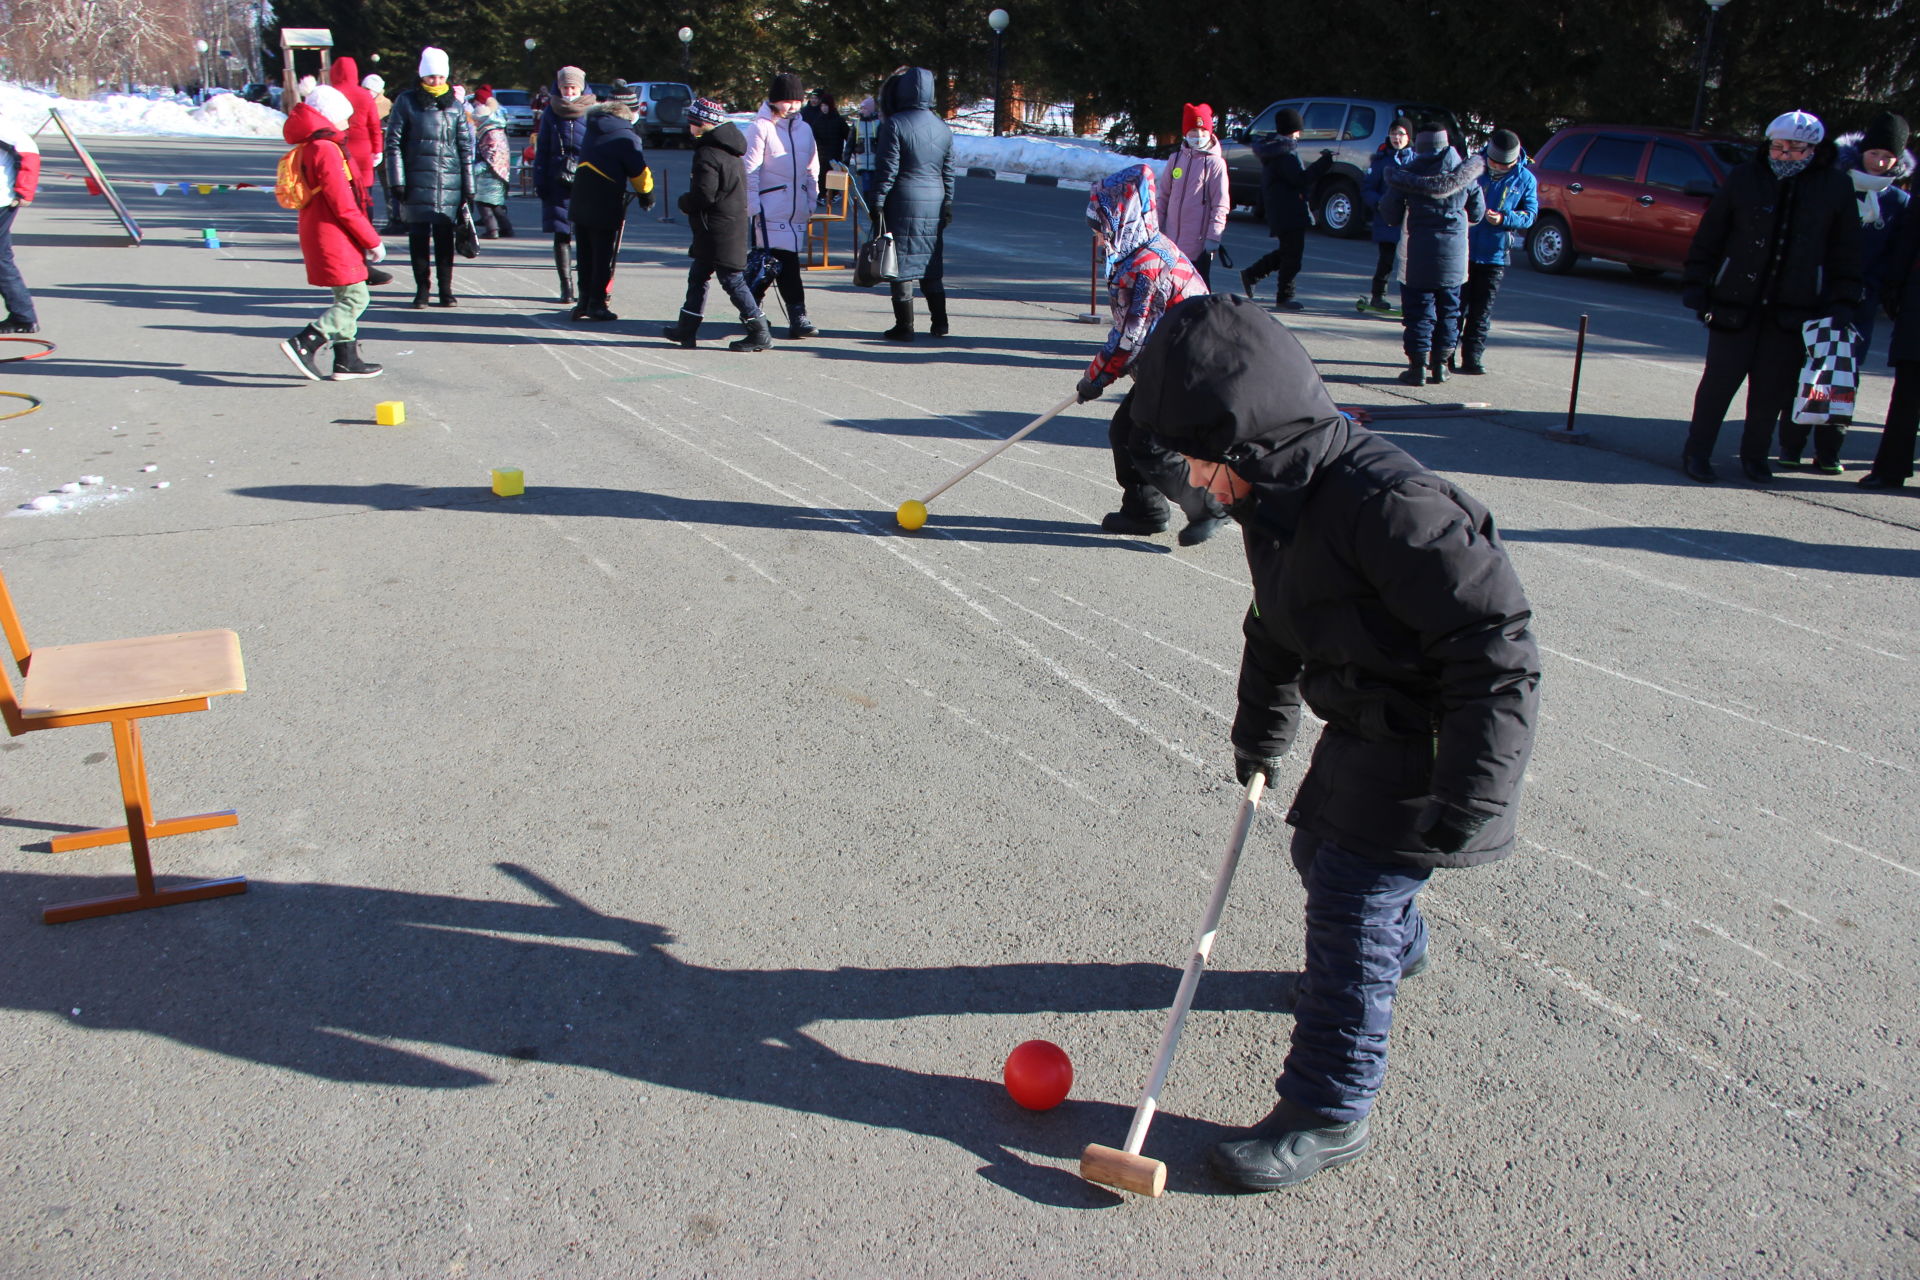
left=434, top=241, right=457, bottom=306
left=661, top=309, right=702, bottom=349
left=925, top=285, right=950, bottom=338
left=1428, top=351, right=1451, bottom=384
left=729, top=316, right=774, bottom=352
left=409, top=238, right=431, bottom=309
left=553, top=238, right=574, bottom=304
left=883, top=294, right=914, bottom=342
left=1398, top=356, right=1425, bottom=386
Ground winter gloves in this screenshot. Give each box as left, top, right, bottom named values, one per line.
left=365, top=244, right=387, bottom=264
left=1234, top=751, right=1282, bottom=788
left=1415, top=798, right=1493, bottom=854
left=1075, top=375, right=1103, bottom=403
left=938, top=205, right=952, bottom=230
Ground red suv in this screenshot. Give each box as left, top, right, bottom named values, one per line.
left=1525, top=125, right=1751, bottom=277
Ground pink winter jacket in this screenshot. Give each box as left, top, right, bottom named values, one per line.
left=1156, top=140, right=1229, bottom=262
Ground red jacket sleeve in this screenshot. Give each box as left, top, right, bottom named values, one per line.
left=13, top=151, right=40, bottom=204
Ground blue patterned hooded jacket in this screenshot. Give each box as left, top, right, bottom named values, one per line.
left=1084, top=164, right=1208, bottom=388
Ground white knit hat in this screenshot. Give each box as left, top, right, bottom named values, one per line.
left=304, top=83, right=353, bottom=130
left=361, top=73, right=385, bottom=94
left=418, top=46, right=450, bottom=78
left=1765, top=110, right=1824, bottom=144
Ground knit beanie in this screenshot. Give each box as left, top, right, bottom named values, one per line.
left=304, top=84, right=353, bottom=130
left=1862, top=111, right=1911, bottom=156
left=474, top=83, right=494, bottom=106
left=1414, top=121, right=1449, bottom=155
left=1272, top=107, right=1303, bottom=135
left=606, top=79, right=640, bottom=110
left=1181, top=103, right=1215, bottom=136
left=418, top=46, right=450, bottom=79
left=1390, top=116, right=1414, bottom=138
left=687, top=97, right=727, bottom=128
left=858, top=96, right=877, bottom=118
left=1487, top=128, right=1523, bottom=164
left=361, top=73, right=385, bottom=94
left=556, top=66, right=586, bottom=92
left=769, top=72, right=805, bottom=104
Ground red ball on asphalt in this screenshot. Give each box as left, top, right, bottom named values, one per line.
left=1003, top=1039, right=1073, bottom=1110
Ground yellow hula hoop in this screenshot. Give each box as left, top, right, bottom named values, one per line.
left=0, top=390, right=43, bottom=420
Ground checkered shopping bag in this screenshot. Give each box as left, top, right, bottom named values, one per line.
left=1792, top=318, right=1859, bottom=428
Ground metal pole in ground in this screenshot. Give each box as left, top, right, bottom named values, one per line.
left=1074, top=233, right=1104, bottom=323
left=1557, top=313, right=1591, bottom=442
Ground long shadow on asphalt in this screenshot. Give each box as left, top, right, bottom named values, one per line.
left=226, top=484, right=1149, bottom=551
left=1504, top=522, right=1920, bottom=579
left=0, top=863, right=1292, bottom=1203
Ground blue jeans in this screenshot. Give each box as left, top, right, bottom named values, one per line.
left=1278, top=829, right=1431, bottom=1123
left=1401, top=285, right=1462, bottom=359
left=0, top=204, right=37, bottom=324
left=680, top=260, right=763, bottom=323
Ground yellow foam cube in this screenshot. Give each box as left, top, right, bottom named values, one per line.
left=491, top=468, right=524, bottom=497
left=374, top=401, right=406, bottom=426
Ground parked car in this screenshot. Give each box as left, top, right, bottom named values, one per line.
left=1223, top=96, right=1462, bottom=236
left=492, top=88, right=535, bottom=136
left=1525, top=123, right=1750, bottom=276
left=625, top=80, right=694, bottom=147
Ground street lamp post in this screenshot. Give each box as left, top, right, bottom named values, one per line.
left=988, top=9, right=1010, bottom=137
left=1690, top=0, right=1733, bottom=133
left=678, top=27, right=693, bottom=75
left=523, top=37, right=538, bottom=88
left=194, top=39, right=209, bottom=93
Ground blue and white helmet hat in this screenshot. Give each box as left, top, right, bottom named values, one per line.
left=1765, top=110, right=1824, bottom=144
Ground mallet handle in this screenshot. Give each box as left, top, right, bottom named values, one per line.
left=916, top=394, right=1079, bottom=505
left=1120, top=772, right=1266, bottom=1156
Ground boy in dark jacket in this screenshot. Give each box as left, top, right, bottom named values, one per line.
left=1135, top=293, right=1540, bottom=1192
left=1378, top=122, right=1486, bottom=385
left=1079, top=165, right=1224, bottom=544
left=1358, top=117, right=1414, bottom=315
left=1680, top=110, right=1863, bottom=483
left=662, top=98, right=773, bottom=352
left=1239, top=108, right=1334, bottom=311
left=567, top=82, right=654, bottom=322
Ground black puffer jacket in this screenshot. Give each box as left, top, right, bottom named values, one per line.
left=1881, top=205, right=1920, bottom=367
left=1250, top=135, right=1332, bottom=235
left=681, top=121, right=749, bottom=271
left=1681, top=146, right=1863, bottom=333
left=383, top=87, right=473, bottom=221
left=1132, top=294, right=1541, bottom=869
left=871, top=67, right=955, bottom=283
left=569, top=108, right=649, bottom=231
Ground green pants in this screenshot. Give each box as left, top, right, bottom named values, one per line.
left=314, top=282, right=370, bottom=342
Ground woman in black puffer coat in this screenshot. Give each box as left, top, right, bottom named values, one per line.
left=870, top=67, right=955, bottom=341
left=383, top=47, right=474, bottom=308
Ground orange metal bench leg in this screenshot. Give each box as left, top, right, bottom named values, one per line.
left=42, top=717, right=246, bottom=925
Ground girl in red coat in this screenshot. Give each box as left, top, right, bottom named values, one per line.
left=280, top=86, right=388, bottom=380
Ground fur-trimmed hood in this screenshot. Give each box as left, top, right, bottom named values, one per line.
left=1385, top=149, right=1485, bottom=199
left=1835, top=130, right=1915, bottom=182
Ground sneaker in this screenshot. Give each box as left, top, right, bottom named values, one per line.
left=1681, top=454, right=1717, bottom=484
left=1210, top=1099, right=1372, bottom=1191
left=1775, top=455, right=1803, bottom=470
left=1401, top=948, right=1431, bottom=980
left=1811, top=458, right=1844, bottom=475
left=0, top=316, right=38, bottom=334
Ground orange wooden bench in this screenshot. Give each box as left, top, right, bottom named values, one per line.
left=0, top=565, right=247, bottom=924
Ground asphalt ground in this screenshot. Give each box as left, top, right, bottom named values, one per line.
left=1, top=134, right=1916, bottom=1278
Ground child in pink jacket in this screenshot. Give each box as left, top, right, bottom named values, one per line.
left=1156, top=103, right=1230, bottom=287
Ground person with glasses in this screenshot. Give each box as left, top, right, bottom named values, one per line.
left=1679, top=110, right=1864, bottom=484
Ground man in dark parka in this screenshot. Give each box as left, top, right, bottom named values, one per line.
left=662, top=98, right=773, bottom=352
left=870, top=67, right=956, bottom=341
left=1134, top=293, right=1541, bottom=1192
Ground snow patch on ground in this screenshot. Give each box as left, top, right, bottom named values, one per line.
left=0, top=82, right=286, bottom=138
left=953, top=134, right=1162, bottom=185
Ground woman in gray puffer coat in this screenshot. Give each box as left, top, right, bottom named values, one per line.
left=383, top=46, right=474, bottom=308
left=870, top=67, right=955, bottom=341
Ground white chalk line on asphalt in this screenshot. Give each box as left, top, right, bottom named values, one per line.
left=601, top=394, right=1212, bottom=771
left=895, top=673, right=1119, bottom=815
left=1539, top=712, right=1709, bottom=790
left=1523, top=838, right=1816, bottom=985
left=1049, top=590, right=1240, bottom=680
left=1808, top=829, right=1920, bottom=880
left=1540, top=644, right=1913, bottom=774
left=1422, top=889, right=1920, bottom=1197
left=1513, top=541, right=1907, bottom=661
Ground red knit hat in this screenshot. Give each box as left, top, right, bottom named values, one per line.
left=474, top=83, right=495, bottom=105
left=1181, top=103, right=1215, bottom=136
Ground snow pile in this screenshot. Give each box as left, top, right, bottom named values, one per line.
left=0, top=81, right=284, bottom=138
left=954, top=133, right=1162, bottom=185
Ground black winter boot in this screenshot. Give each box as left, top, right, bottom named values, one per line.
left=925, top=287, right=950, bottom=337
left=434, top=262, right=457, bottom=307
left=329, top=341, right=384, bottom=380
left=410, top=258, right=430, bottom=309
left=1456, top=348, right=1486, bottom=375
left=1428, top=351, right=1451, bottom=384
left=729, top=316, right=774, bottom=352
left=1398, top=356, right=1426, bottom=386
left=554, top=242, right=575, bottom=303
left=788, top=311, right=820, bottom=340
left=883, top=296, right=914, bottom=342
left=279, top=324, right=330, bottom=380
left=1240, top=267, right=1264, bottom=297
left=1210, top=1099, right=1372, bottom=1191
left=366, top=266, right=393, bottom=287
left=661, top=309, right=703, bottom=348
left=1099, top=487, right=1171, bottom=535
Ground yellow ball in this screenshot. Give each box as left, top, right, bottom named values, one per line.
left=896, top=500, right=928, bottom=531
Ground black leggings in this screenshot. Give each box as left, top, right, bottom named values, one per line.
left=1869, top=361, right=1919, bottom=481
left=575, top=225, right=619, bottom=308
left=1371, top=241, right=1396, bottom=297
left=407, top=218, right=454, bottom=289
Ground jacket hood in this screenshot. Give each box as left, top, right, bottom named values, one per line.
left=1834, top=130, right=1916, bottom=182
left=698, top=120, right=748, bottom=157
left=585, top=107, right=638, bottom=142
left=328, top=57, right=359, bottom=90
left=881, top=67, right=936, bottom=116
left=1388, top=149, right=1485, bottom=198
left=1087, top=164, right=1162, bottom=257
left=1131, top=294, right=1352, bottom=532
left=281, top=102, right=337, bottom=146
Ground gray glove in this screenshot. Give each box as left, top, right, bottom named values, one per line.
left=1075, top=376, right=1103, bottom=403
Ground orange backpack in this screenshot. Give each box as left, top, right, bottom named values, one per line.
left=275, top=140, right=350, bottom=210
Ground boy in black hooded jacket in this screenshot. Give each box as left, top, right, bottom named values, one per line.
left=1133, top=293, right=1541, bottom=1191
left=662, top=98, right=773, bottom=352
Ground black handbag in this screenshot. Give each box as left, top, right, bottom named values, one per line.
left=853, top=209, right=898, bottom=289
left=455, top=203, right=479, bottom=258
left=743, top=213, right=780, bottom=295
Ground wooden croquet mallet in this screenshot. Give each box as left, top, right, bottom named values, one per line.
left=894, top=393, right=1079, bottom=529
left=1081, top=770, right=1267, bottom=1197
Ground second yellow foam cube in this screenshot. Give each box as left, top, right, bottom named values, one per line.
left=374, top=401, right=405, bottom=426
left=491, top=468, right=524, bottom=497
